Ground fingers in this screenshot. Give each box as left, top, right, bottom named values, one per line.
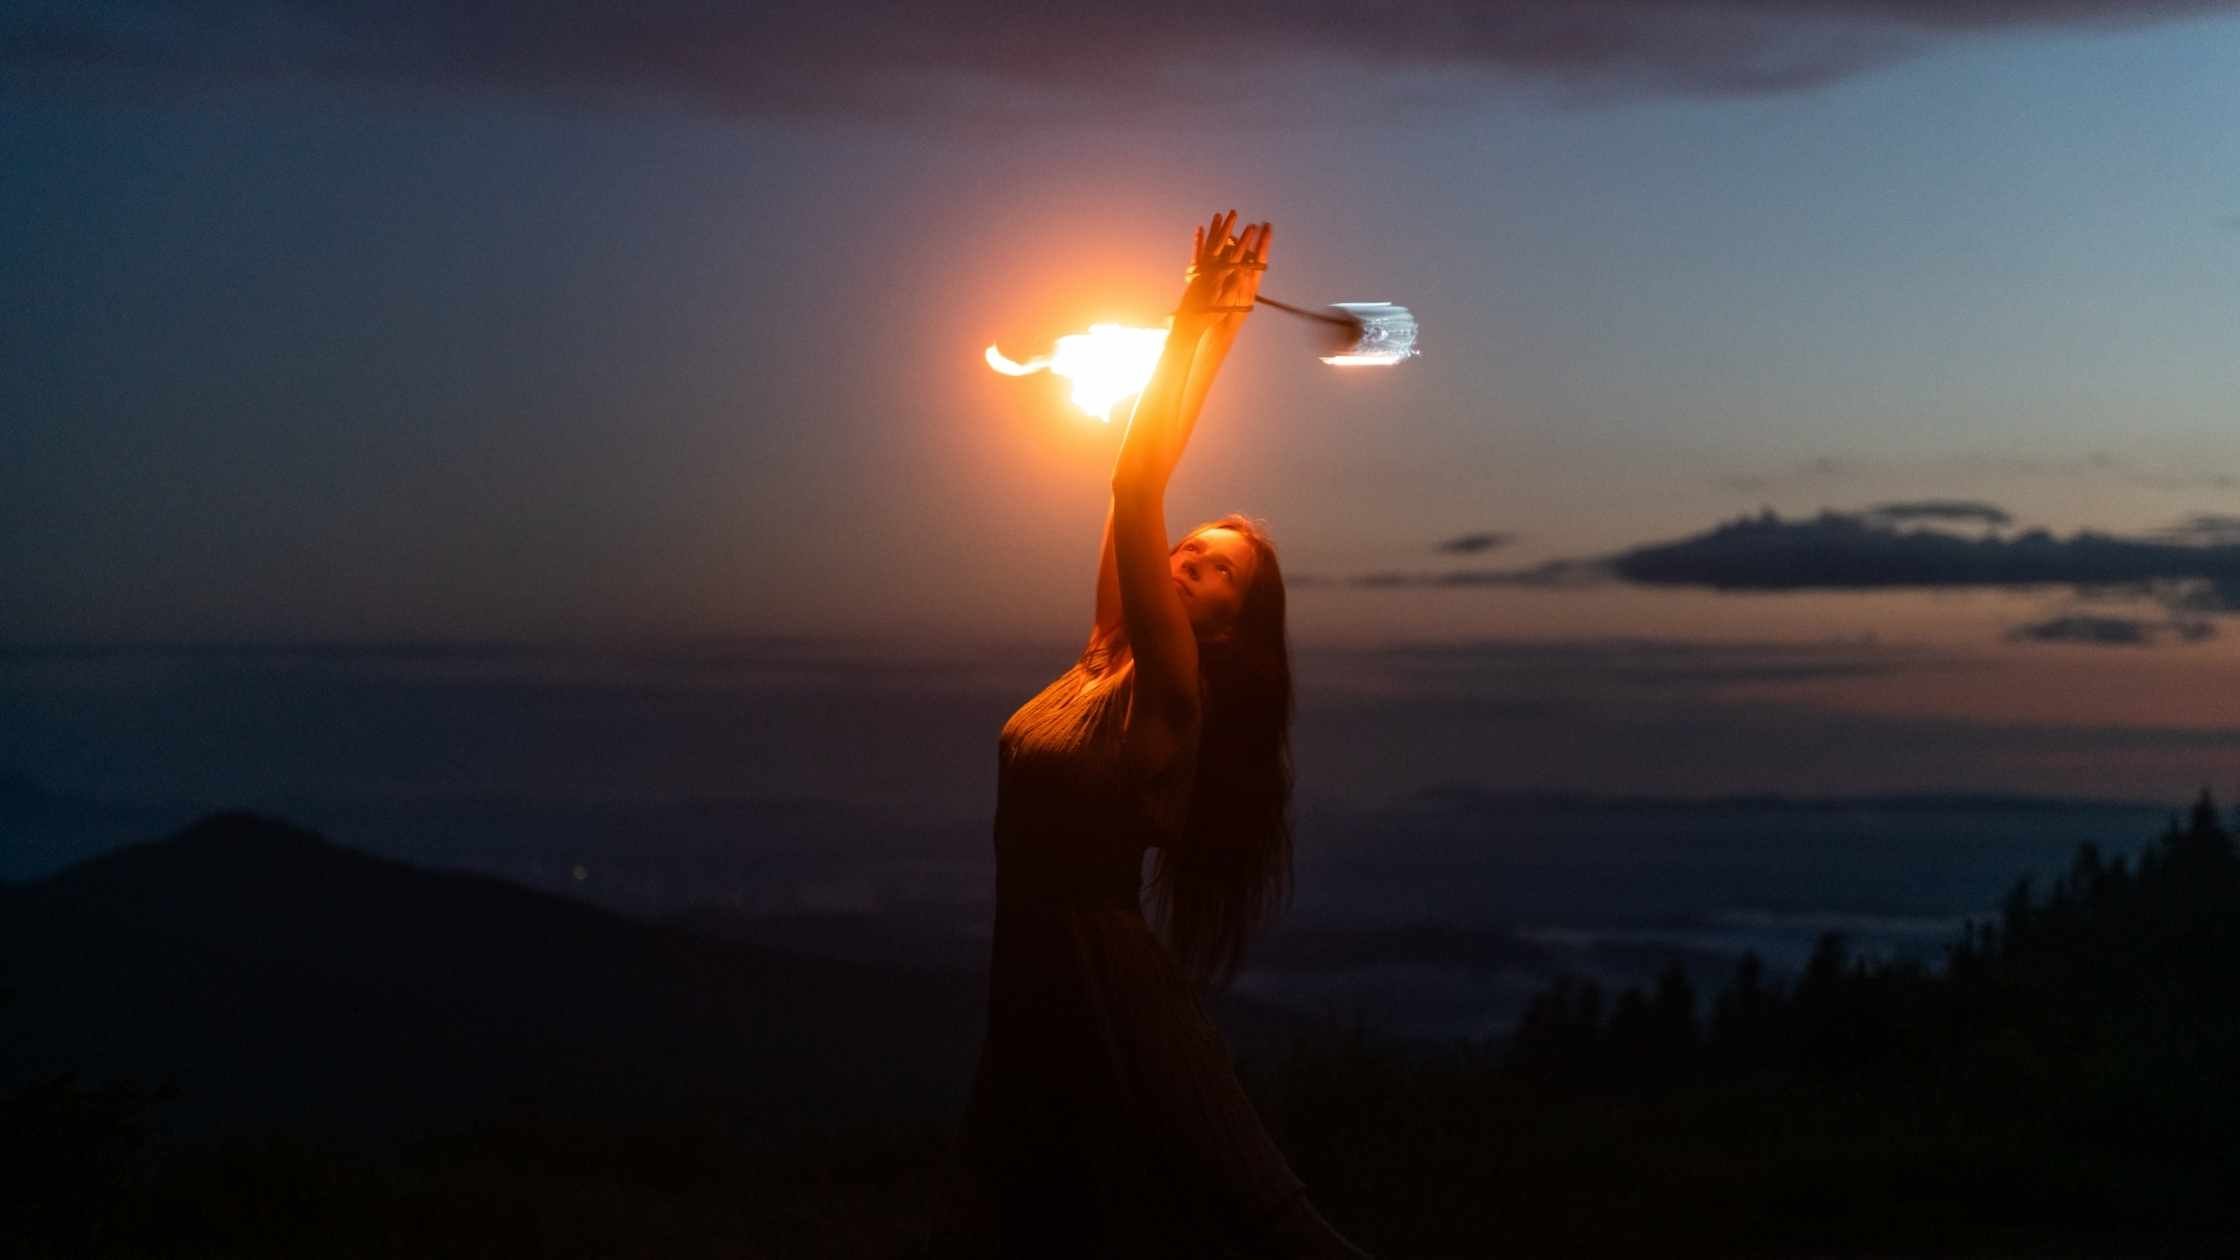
left=1215, top=213, right=1270, bottom=261
left=1191, top=209, right=1272, bottom=276
left=1231, top=220, right=1268, bottom=266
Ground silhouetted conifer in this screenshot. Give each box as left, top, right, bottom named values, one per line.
left=1646, top=962, right=1699, bottom=1088
left=1709, top=950, right=1775, bottom=1076
left=1606, top=986, right=1654, bottom=1086
left=1506, top=974, right=1606, bottom=1090
left=1510, top=783, right=2240, bottom=1139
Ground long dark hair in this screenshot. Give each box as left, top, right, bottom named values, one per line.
left=1144, top=513, right=1295, bottom=992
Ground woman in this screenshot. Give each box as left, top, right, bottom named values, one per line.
left=960, top=212, right=1373, bottom=1258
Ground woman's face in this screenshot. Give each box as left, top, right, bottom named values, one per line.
left=1171, top=527, right=1258, bottom=640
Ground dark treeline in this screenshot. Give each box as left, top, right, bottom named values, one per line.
left=1505, top=788, right=2240, bottom=1143
left=1229, top=790, right=2240, bottom=1255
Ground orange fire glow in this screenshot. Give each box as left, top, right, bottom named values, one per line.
left=986, top=323, right=1170, bottom=420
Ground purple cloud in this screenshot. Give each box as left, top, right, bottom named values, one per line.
left=1862, top=500, right=2012, bottom=527
left=1434, top=531, right=1516, bottom=555
left=6, top=2, right=2234, bottom=116
left=1612, top=510, right=2240, bottom=607
left=2005, top=614, right=2218, bottom=647
left=1336, top=507, right=2240, bottom=620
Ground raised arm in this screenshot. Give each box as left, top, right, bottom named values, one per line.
left=1088, top=211, right=1272, bottom=659
left=1090, top=298, right=1258, bottom=657
left=1105, top=213, right=1270, bottom=751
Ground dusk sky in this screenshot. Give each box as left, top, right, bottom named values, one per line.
left=9, top=2, right=2240, bottom=803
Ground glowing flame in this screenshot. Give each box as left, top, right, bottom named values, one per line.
left=986, top=322, right=1171, bottom=420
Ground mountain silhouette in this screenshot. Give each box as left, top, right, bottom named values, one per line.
left=4, top=810, right=1333, bottom=1155
left=2, top=811, right=988, bottom=1150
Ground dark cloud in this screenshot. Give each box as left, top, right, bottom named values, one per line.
left=5, top=2, right=2231, bottom=115
left=1332, top=507, right=2240, bottom=615
left=1611, top=509, right=2240, bottom=608
left=1862, top=499, right=2011, bottom=527
left=2005, top=614, right=2217, bottom=647
left=1433, top=532, right=1515, bottom=555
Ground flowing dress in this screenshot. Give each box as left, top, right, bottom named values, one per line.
left=961, top=639, right=1370, bottom=1258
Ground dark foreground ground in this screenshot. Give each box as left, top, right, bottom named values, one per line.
left=8, top=807, right=2240, bottom=1257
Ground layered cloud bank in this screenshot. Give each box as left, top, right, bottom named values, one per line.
left=1328, top=505, right=2240, bottom=645
left=1610, top=510, right=2240, bottom=605
left=8, top=1, right=2234, bottom=115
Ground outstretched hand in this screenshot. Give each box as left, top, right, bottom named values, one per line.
left=1177, top=209, right=1272, bottom=333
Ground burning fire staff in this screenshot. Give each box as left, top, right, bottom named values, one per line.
left=961, top=212, right=1375, bottom=1258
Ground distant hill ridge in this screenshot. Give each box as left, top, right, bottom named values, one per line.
left=34, top=809, right=649, bottom=974
left=3, top=810, right=989, bottom=1148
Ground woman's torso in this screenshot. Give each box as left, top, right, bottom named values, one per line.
left=992, top=640, right=1198, bottom=912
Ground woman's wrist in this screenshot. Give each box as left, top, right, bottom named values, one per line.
left=1170, top=305, right=1222, bottom=334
